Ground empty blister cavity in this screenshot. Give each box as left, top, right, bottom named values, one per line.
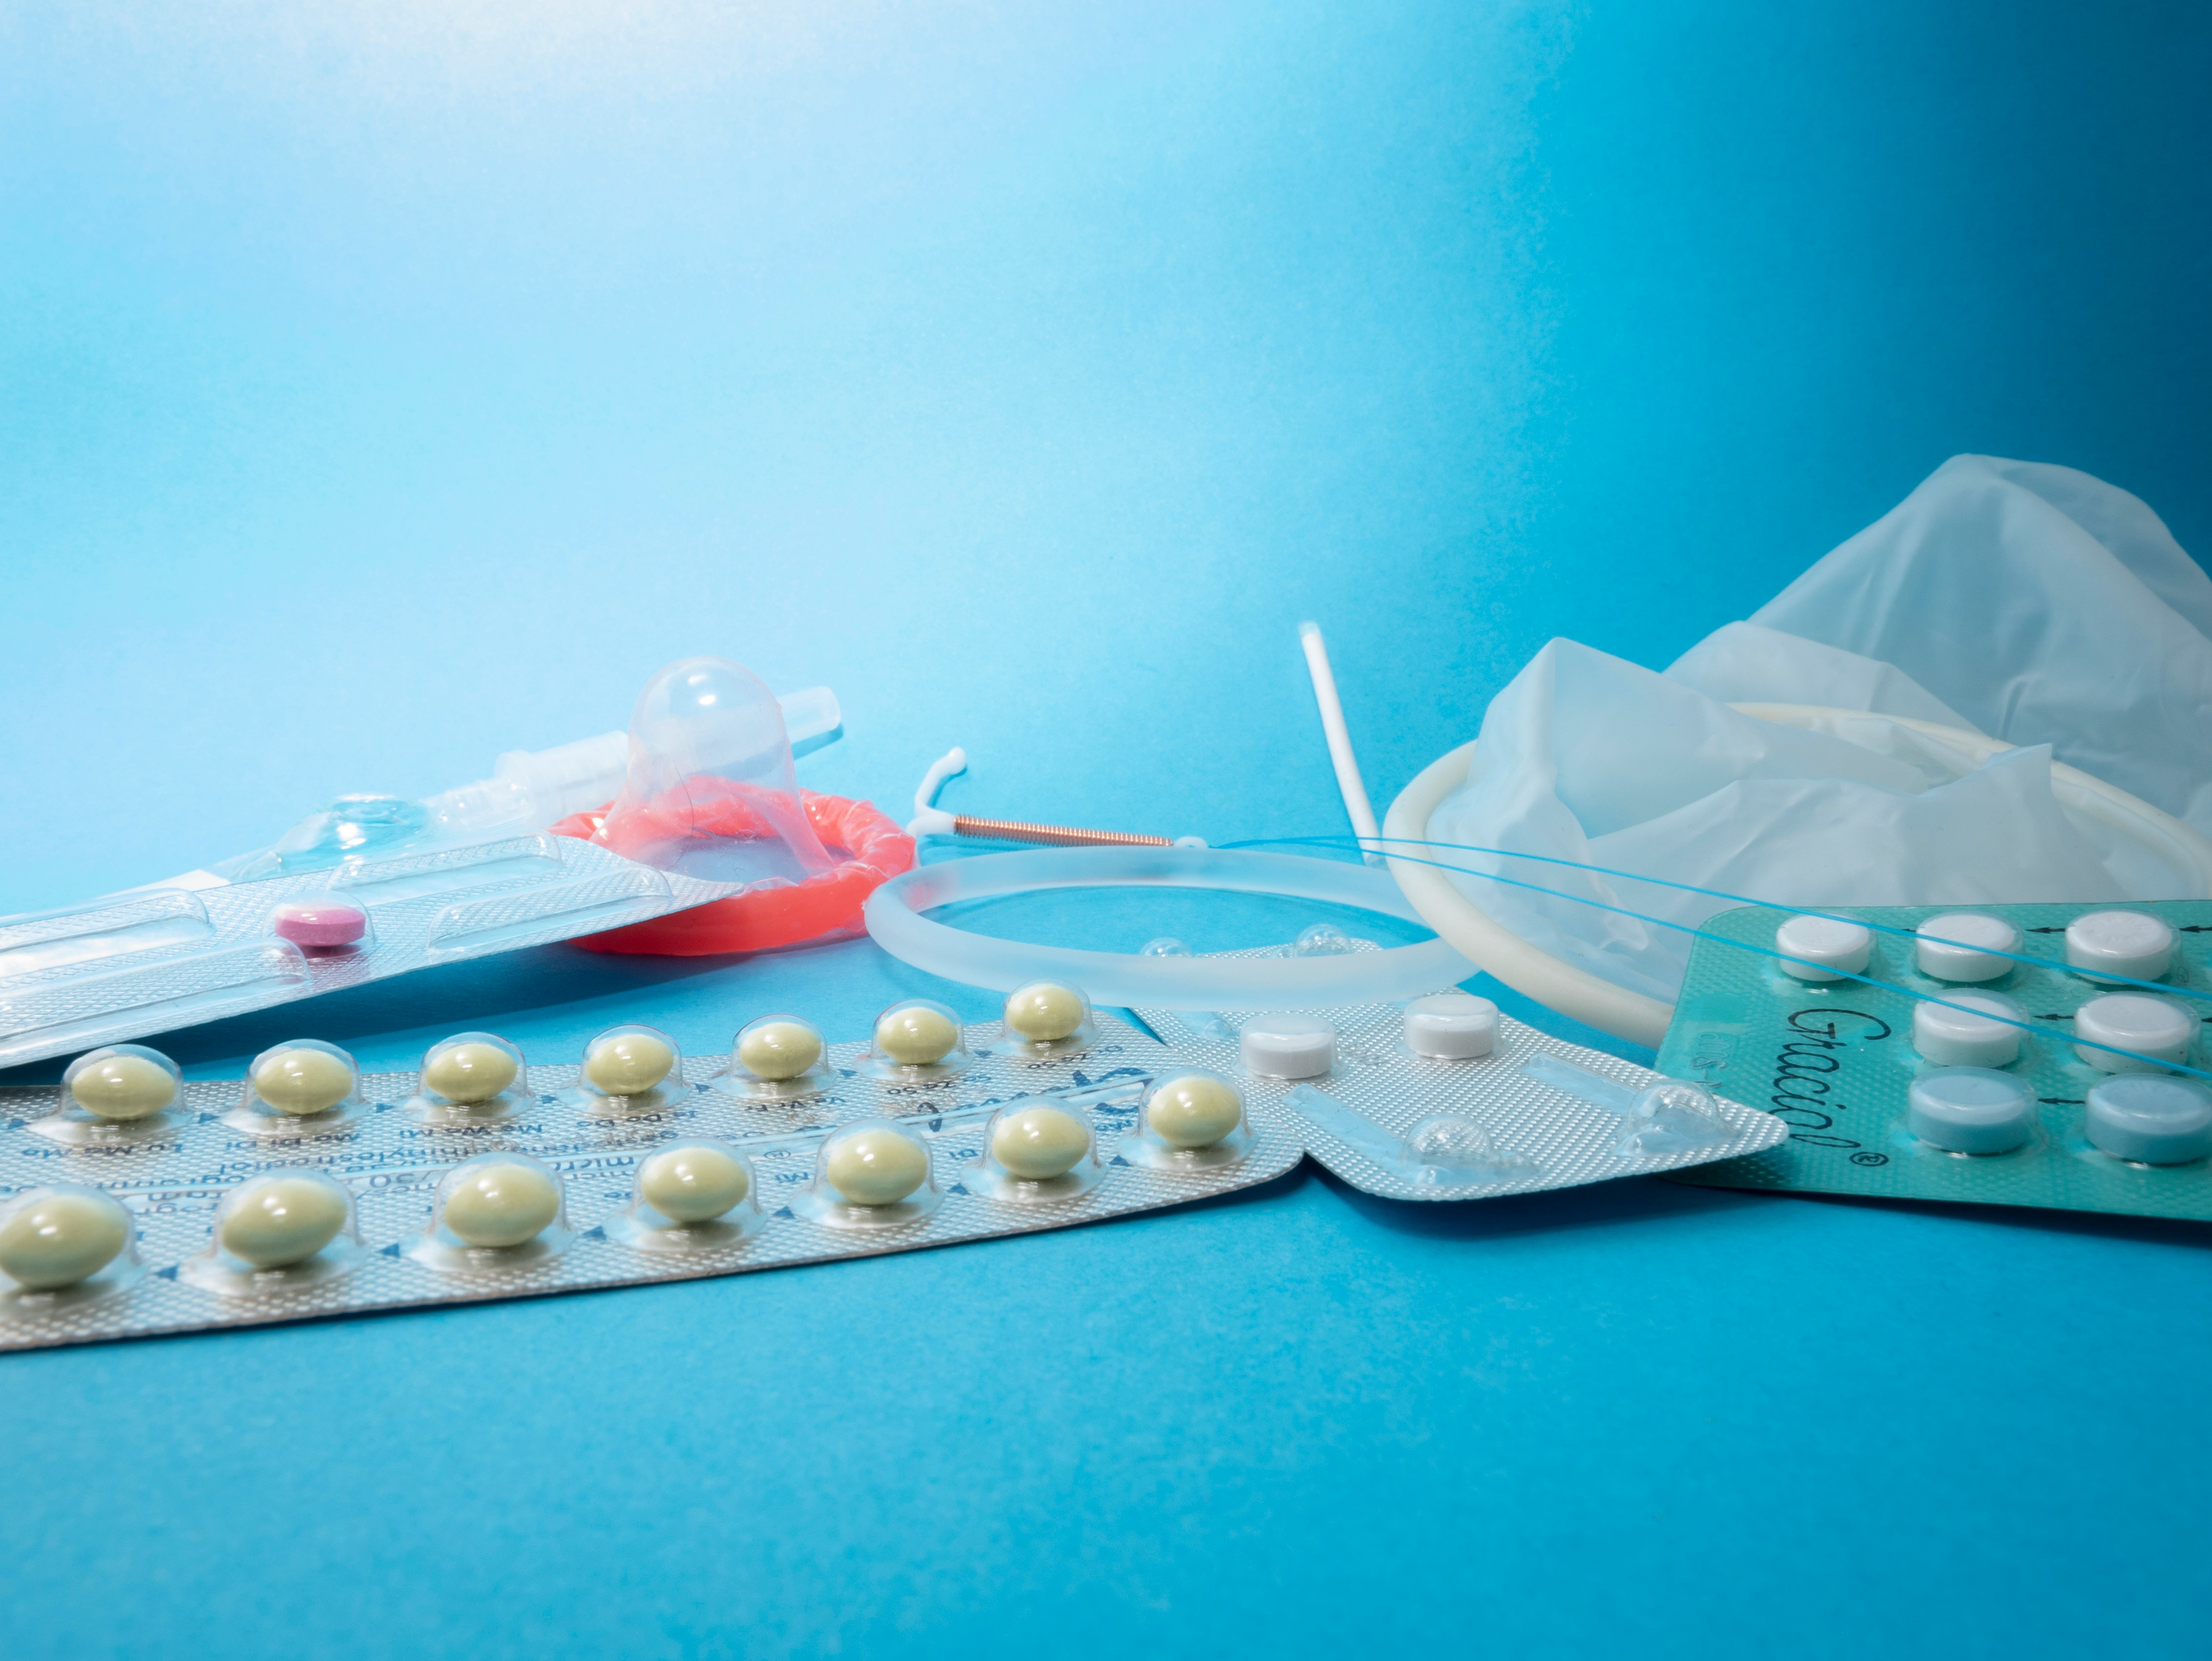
left=2073, top=994, right=2196, bottom=1073
left=2065, top=910, right=2178, bottom=985
left=411, top=1155, right=570, bottom=1271
left=994, top=981, right=1096, bottom=1058
left=406, top=1032, right=530, bottom=1125
left=965, top=1100, right=1104, bottom=1203
left=2084, top=1076, right=2212, bottom=1166
left=1775, top=914, right=1873, bottom=983
left=0, top=890, right=213, bottom=978
left=0, top=1185, right=139, bottom=1311
left=571, top=1023, right=682, bottom=1116
left=1520, top=1052, right=1729, bottom=1155
left=1402, top=992, right=1498, bottom=1059
left=1239, top=1013, right=1337, bottom=1080
left=181, top=1173, right=363, bottom=1297
left=607, top=1140, right=767, bottom=1253
left=1913, top=991, right=2027, bottom=1069
left=34, top=1045, right=187, bottom=1146
left=1121, top=1072, right=1255, bottom=1171
left=861, top=999, right=972, bottom=1083
left=720, top=1014, right=833, bottom=1101
left=267, top=895, right=369, bottom=952
left=793, top=1121, right=941, bottom=1228
left=1907, top=1068, right=2035, bottom=1155
left=0, top=939, right=313, bottom=1072
left=227, top=1038, right=367, bottom=1136
left=1286, top=1084, right=1534, bottom=1187
left=1914, top=913, right=2023, bottom=983
left=1291, top=922, right=1368, bottom=957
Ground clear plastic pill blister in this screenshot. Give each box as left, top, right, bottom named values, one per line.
left=1661, top=899, right=2212, bottom=1220
left=0, top=1010, right=1302, bottom=1352
left=1135, top=948, right=1784, bottom=1204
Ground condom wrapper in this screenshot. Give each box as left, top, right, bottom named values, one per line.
left=1661, top=899, right=2212, bottom=1219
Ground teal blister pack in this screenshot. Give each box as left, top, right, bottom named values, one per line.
left=1661, top=900, right=2212, bottom=1219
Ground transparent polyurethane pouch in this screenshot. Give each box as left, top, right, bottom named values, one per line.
left=226, top=1038, right=369, bottom=1137
left=991, top=981, right=1097, bottom=1060
left=859, top=999, right=973, bottom=1085
left=719, top=1013, right=834, bottom=1101
left=181, top=1172, right=365, bottom=1297
left=791, top=1119, right=941, bottom=1228
left=404, top=1031, right=533, bottom=1126
left=605, top=1139, right=767, bottom=1254
left=0, top=1183, right=142, bottom=1316
left=1119, top=1071, right=1256, bottom=1172
left=36, top=1044, right=188, bottom=1147
left=567, top=1023, right=684, bottom=1118
left=409, top=1153, right=571, bottom=1272
left=964, top=1097, right=1105, bottom=1203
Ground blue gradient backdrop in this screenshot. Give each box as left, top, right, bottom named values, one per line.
left=3, top=4, right=2209, bottom=1657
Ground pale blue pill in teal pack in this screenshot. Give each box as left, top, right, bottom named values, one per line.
left=2085, top=1076, right=2212, bottom=1166
left=1908, top=1068, right=2035, bottom=1155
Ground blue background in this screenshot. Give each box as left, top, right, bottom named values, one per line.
left=5, top=3, right=2211, bottom=1655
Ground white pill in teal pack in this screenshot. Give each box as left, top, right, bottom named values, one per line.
left=2065, top=910, right=2177, bottom=984
left=1914, top=913, right=2021, bottom=983
left=1912, top=990, right=2026, bottom=1069
left=1239, top=1014, right=1336, bottom=1079
left=1775, top=914, right=1873, bottom=983
left=2084, top=1075, right=2212, bottom=1165
left=2073, top=994, right=2196, bottom=1073
left=1403, top=993, right=1498, bottom=1059
left=1908, top=1068, right=2035, bottom=1155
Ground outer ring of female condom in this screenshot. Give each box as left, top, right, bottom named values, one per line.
left=550, top=792, right=916, bottom=955
left=1382, top=705, right=2212, bottom=1050
left=861, top=847, right=1473, bottom=1008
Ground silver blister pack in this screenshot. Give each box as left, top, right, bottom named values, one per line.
left=1134, top=988, right=1786, bottom=1202
left=0, top=836, right=760, bottom=1070
left=0, top=1014, right=1300, bottom=1352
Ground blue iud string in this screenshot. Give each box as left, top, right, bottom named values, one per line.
left=1221, top=834, right=2212, bottom=1084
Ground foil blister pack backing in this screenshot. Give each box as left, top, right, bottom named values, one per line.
left=0, top=836, right=755, bottom=1070
left=0, top=1015, right=1301, bottom=1352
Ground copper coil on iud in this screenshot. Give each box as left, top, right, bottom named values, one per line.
left=950, top=815, right=1172, bottom=849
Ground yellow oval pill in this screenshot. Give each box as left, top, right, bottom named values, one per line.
left=822, top=1128, right=930, bottom=1206
left=584, top=1031, right=675, bottom=1096
left=69, top=1054, right=177, bottom=1121
left=252, top=1047, right=355, bottom=1116
left=737, top=1020, right=823, bottom=1082
left=218, top=1176, right=350, bottom=1269
left=638, top=1146, right=751, bottom=1223
left=1148, top=1074, right=1244, bottom=1150
left=875, top=1006, right=958, bottom=1067
left=990, top=1105, right=1091, bottom=1179
left=1005, top=983, right=1086, bottom=1043
left=0, top=1191, right=130, bottom=1291
left=442, top=1162, right=560, bottom=1248
left=423, top=1041, right=518, bottom=1105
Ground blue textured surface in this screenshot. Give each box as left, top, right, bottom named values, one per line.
left=5, top=4, right=2212, bottom=1656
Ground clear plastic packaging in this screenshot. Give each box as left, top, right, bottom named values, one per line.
left=570, top=1023, right=683, bottom=1117
left=36, top=1045, right=186, bottom=1146
left=1120, top=1071, right=1256, bottom=1171
left=226, top=1038, right=367, bottom=1136
left=992, top=981, right=1097, bottom=1059
left=0, top=1184, right=140, bottom=1311
left=405, top=1032, right=532, bottom=1125
left=1286, top=1084, right=1535, bottom=1187
left=963, top=1097, right=1106, bottom=1202
left=860, top=999, right=973, bottom=1083
left=605, top=1140, right=767, bottom=1253
left=792, top=1120, right=941, bottom=1228
left=180, top=1173, right=363, bottom=1297
left=410, top=1154, right=571, bottom=1271
left=719, top=1014, right=834, bottom=1100
left=1519, top=1053, right=1731, bottom=1156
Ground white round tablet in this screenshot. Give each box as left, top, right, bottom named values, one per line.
left=217, top=1176, right=350, bottom=1269
left=2073, top=993, right=2197, bottom=1073
left=0, top=1189, right=130, bottom=1290
left=2084, top=1075, right=2212, bottom=1165
left=1915, top=913, right=2022, bottom=982
left=441, top=1162, right=561, bottom=1248
left=1239, top=1014, right=1335, bottom=1079
left=1775, top=914, right=1874, bottom=983
left=1908, top=1068, right=2035, bottom=1155
left=638, top=1145, right=751, bottom=1223
left=1912, top=990, right=2027, bottom=1068
left=2065, top=910, right=2177, bottom=984
left=821, top=1127, right=931, bottom=1206
left=1403, top=993, right=1498, bottom=1059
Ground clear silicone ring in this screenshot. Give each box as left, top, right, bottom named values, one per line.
left=862, top=848, right=1473, bottom=1009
